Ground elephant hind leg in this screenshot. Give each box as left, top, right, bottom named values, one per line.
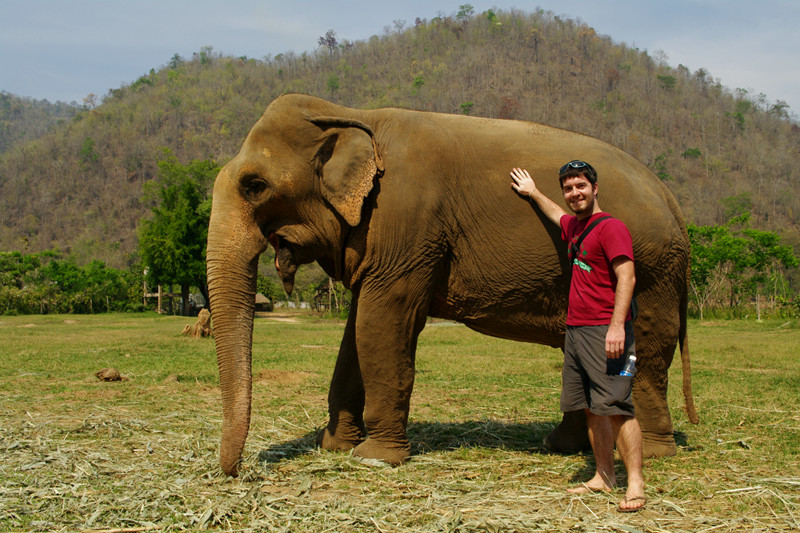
left=632, top=309, right=679, bottom=458
left=641, top=430, right=677, bottom=458
left=635, top=372, right=677, bottom=458
left=544, top=410, right=591, bottom=453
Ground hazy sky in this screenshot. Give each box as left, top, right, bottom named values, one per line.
left=1, top=0, right=798, bottom=117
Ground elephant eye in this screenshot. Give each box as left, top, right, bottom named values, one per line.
left=241, top=175, right=269, bottom=202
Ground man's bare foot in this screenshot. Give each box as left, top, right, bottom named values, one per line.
left=567, top=472, right=615, bottom=494
left=566, top=482, right=614, bottom=494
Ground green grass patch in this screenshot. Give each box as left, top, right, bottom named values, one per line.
left=1, top=313, right=799, bottom=531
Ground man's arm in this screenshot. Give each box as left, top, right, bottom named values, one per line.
left=510, top=167, right=567, bottom=226
left=606, top=256, right=636, bottom=358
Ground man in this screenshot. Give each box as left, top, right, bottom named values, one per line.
left=510, top=161, right=646, bottom=512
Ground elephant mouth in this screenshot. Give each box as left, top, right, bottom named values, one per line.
left=268, top=234, right=298, bottom=294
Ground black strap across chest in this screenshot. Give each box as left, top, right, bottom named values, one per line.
left=569, top=215, right=612, bottom=260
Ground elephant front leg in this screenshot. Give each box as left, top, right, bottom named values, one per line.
left=317, top=299, right=366, bottom=452
left=350, top=282, right=429, bottom=466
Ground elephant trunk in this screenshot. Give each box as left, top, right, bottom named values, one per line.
left=206, top=193, right=266, bottom=477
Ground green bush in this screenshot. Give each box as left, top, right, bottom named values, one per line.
left=0, top=250, right=143, bottom=315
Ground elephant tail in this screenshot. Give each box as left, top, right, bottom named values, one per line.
left=679, top=268, right=700, bottom=424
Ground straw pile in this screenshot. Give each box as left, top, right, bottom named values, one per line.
left=3, top=404, right=799, bottom=531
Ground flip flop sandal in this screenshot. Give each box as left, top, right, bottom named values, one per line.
left=617, top=496, right=647, bottom=513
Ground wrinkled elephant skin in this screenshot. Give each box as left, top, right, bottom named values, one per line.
left=207, top=94, right=698, bottom=476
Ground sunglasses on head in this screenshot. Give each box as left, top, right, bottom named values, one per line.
left=559, top=160, right=589, bottom=174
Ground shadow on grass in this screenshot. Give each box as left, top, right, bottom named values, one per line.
left=255, top=421, right=695, bottom=484
left=257, top=418, right=563, bottom=466
left=257, top=432, right=320, bottom=464
left=409, top=419, right=559, bottom=455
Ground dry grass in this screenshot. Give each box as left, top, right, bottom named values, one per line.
left=1, top=313, right=799, bottom=532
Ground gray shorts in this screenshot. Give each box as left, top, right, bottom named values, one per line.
left=561, top=323, right=635, bottom=417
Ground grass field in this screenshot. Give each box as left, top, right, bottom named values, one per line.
left=1, top=312, right=799, bottom=532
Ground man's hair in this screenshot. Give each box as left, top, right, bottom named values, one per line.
left=558, top=161, right=598, bottom=187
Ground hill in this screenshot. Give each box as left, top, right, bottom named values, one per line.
left=1, top=7, right=798, bottom=269
left=0, top=92, right=78, bottom=153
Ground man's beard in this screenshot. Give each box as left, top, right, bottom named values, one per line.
left=569, top=195, right=595, bottom=216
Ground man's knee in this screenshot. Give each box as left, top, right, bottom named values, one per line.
left=611, top=414, right=641, bottom=436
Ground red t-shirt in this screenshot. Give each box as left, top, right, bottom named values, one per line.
left=560, top=212, right=634, bottom=326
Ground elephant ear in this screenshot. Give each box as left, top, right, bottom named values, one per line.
left=311, top=117, right=383, bottom=227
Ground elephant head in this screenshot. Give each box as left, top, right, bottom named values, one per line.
left=206, top=95, right=383, bottom=476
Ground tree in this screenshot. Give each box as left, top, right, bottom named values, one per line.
left=169, top=53, right=184, bottom=69
left=457, top=4, right=474, bottom=22
left=318, top=30, right=338, bottom=60
left=740, top=224, right=798, bottom=318
left=326, top=75, right=340, bottom=99
left=653, top=151, right=672, bottom=181
left=688, top=214, right=798, bottom=318
left=82, top=93, right=98, bottom=110
left=138, top=150, right=217, bottom=315
left=657, top=74, right=676, bottom=90
left=0, top=250, right=140, bottom=314
left=688, top=222, right=736, bottom=319
left=256, top=272, right=283, bottom=305
left=79, top=137, right=100, bottom=167
left=197, top=46, right=214, bottom=65
left=770, top=100, right=790, bottom=118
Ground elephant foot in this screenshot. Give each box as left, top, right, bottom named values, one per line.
left=316, top=414, right=365, bottom=452
left=352, top=438, right=410, bottom=466
left=544, top=410, right=591, bottom=454
left=316, top=427, right=362, bottom=452
left=641, top=431, right=677, bottom=458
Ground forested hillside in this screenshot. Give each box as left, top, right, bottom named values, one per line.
left=0, top=92, right=78, bottom=153
left=1, top=7, right=798, bottom=270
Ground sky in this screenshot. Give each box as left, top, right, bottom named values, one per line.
left=1, top=0, right=798, bottom=118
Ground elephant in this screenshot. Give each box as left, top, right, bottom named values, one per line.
left=207, top=93, right=699, bottom=477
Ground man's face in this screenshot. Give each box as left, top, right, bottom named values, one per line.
left=561, top=174, right=597, bottom=217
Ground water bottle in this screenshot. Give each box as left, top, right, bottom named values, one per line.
left=619, top=355, right=637, bottom=377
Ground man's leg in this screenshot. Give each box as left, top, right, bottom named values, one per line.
left=567, top=409, right=617, bottom=493
left=611, top=414, right=646, bottom=510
